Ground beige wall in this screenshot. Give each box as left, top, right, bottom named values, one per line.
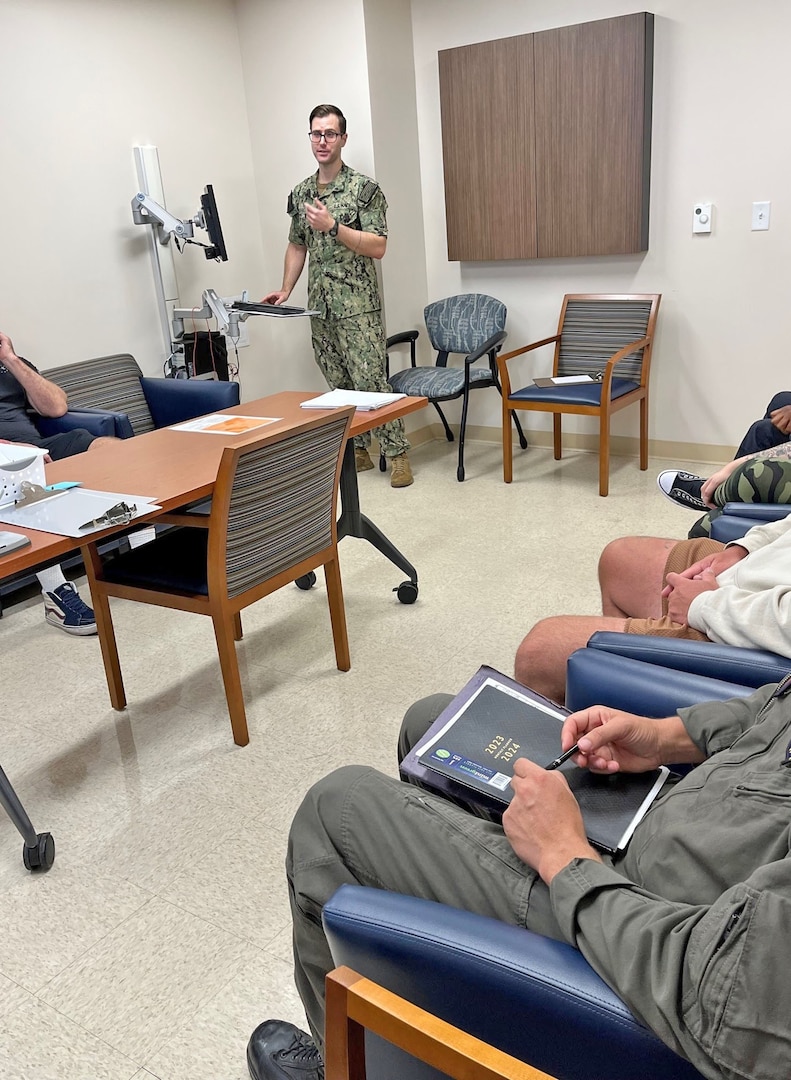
left=0, top=0, right=267, bottom=390
left=1, top=0, right=788, bottom=458
left=410, top=0, right=791, bottom=457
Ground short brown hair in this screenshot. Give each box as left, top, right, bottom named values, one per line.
left=309, top=104, right=346, bottom=135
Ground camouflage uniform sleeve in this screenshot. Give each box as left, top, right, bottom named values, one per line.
left=287, top=189, right=308, bottom=247
left=357, top=179, right=388, bottom=237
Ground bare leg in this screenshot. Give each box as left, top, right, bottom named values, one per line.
left=598, top=536, right=677, bottom=618
left=514, top=615, right=628, bottom=705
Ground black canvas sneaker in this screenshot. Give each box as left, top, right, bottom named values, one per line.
left=656, top=470, right=707, bottom=512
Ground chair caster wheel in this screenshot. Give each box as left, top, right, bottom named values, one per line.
left=23, top=832, right=55, bottom=872
left=295, top=572, right=317, bottom=591
left=457, top=465, right=465, bottom=482
left=394, top=581, right=418, bottom=604
left=379, top=454, right=387, bottom=472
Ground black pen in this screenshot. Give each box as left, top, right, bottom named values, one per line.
left=545, top=743, right=580, bottom=771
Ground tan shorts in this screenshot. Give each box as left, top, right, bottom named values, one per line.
left=623, top=537, right=724, bottom=640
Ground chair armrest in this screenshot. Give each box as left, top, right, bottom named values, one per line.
left=324, top=886, right=703, bottom=1080
left=386, top=330, right=420, bottom=349
left=498, top=335, right=560, bottom=364
left=583, top=631, right=790, bottom=688
left=566, top=647, right=760, bottom=716
left=35, top=408, right=133, bottom=439
left=720, top=502, right=791, bottom=519
left=709, top=503, right=791, bottom=543
left=464, top=329, right=507, bottom=365
left=140, top=377, right=241, bottom=428
left=385, top=330, right=419, bottom=377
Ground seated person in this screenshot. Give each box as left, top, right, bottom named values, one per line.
left=514, top=512, right=791, bottom=705
left=247, top=682, right=791, bottom=1080
left=659, top=392, right=791, bottom=536
left=0, top=329, right=117, bottom=635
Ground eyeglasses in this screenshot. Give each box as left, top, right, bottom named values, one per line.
left=309, top=131, right=341, bottom=143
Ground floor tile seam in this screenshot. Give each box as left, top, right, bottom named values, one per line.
left=30, top=892, right=160, bottom=999
left=146, top=890, right=280, bottom=957
left=19, top=992, right=144, bottom=1076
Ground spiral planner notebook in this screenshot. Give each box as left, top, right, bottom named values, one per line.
left=402, top=666, right=669, bottom=854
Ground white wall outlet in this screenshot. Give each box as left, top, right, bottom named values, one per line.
left=752, top=201, right=771, bottom=231
left=693, top=202, right=713, bottom=234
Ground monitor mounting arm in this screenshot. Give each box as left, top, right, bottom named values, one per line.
left=172, top=289, right=246, bottom=344
left=131, top=191, right=204, bottom=246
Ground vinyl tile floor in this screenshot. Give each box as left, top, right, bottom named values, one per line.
left=0, top=438, right=705, bottom=1080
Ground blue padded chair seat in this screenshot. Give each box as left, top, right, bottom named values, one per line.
left=509, top=376, right=639, bottom=407
left=389, top=365, right=493, bottom=400
left=103, top=528, right=209, bottom=595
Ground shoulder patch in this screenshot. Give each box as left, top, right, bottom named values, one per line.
left=358, top=180, right=379, bottom=206
left=287, top=192, right=295, bottom=215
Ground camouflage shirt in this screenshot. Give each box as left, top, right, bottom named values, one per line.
left=287, top=163, right=388, bottom=320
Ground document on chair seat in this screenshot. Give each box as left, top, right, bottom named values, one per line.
left=403, top=666, right=668, bottom=854
left=534, top=375, right=597, bottom=387
left=0, top=489, right=161, bottom=537
left=300, top=389, right=407, bottom=411
left=171, top=413, right=280, bottom=434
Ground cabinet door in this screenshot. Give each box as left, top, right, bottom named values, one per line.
left=534, top=12, right=653, bottom=258
left=439, top=34, right=537, bottom=262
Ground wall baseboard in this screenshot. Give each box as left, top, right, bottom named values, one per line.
left=399, top=421, right=732, bottom=467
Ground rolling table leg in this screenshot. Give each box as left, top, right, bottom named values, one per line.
left=336, top=442, right=419, bottom=602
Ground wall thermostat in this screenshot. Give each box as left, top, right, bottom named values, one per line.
left=693, top=202, right=713, bottom=234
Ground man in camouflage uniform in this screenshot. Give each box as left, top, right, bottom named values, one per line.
left=263, top=104, right=413, bottom=488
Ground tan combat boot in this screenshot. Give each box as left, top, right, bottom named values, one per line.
left=355, top=447, right=374, bottom=472
left=390, top=453, right=414, bottom=488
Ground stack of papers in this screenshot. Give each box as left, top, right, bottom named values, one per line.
left=300, top=389, right=407, bottom=411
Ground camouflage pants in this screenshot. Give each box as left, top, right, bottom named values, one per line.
left=310, top=311, right=409, bottom=458
left=689, top=458, right=791, bottom=537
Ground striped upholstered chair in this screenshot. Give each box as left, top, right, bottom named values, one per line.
left=83, top=407, right=355, bottom=747
left=40, top=353, right=239, bottom=438
left=497, top=294, right=661, bottom=496
left=387, top=294, right=527, bottom=482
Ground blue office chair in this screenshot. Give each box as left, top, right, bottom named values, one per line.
left=497, top=294, right=661, bottom=496
left=322, top=637, right=784, bottom=1080
left=386, top=294, right=527, bottom=481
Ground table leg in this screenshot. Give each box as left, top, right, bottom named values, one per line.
left=336, top=441, right=418, bottom=589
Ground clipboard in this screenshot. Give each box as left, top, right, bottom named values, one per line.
left=0, top=488, right=161, bottom=537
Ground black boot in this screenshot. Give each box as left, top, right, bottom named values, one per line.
left=247, top=1020, right=324, bottom=1080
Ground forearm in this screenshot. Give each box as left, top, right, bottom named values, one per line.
left=334, top=223, right=386, bottom=260
left=281, top=243, right=307, bottom=296
left=1, top=352, right=66, bottom=416
left=551, top=858, right=791, bottom=1080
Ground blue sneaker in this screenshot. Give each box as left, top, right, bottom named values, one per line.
left=43, top=582, right=97, bottom=636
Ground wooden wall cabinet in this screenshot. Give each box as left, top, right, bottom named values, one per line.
left=438, top=12, right=654, bottom=261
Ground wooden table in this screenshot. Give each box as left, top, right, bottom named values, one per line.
left=0, top=390, right=427, bottom=597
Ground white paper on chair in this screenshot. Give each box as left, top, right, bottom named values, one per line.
left=533, top=375, right=597, bottom=387
left=300, top=389, right=406, bottom=411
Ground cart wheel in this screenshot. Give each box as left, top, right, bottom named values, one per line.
left=394, top=581, right=418, bottom=605
left=295, top=572, right=317, bottom=591
left=23, top=832, right=55, bottom=872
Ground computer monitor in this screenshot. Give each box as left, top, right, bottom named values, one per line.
left=200, top=184, right=228, bottom=262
